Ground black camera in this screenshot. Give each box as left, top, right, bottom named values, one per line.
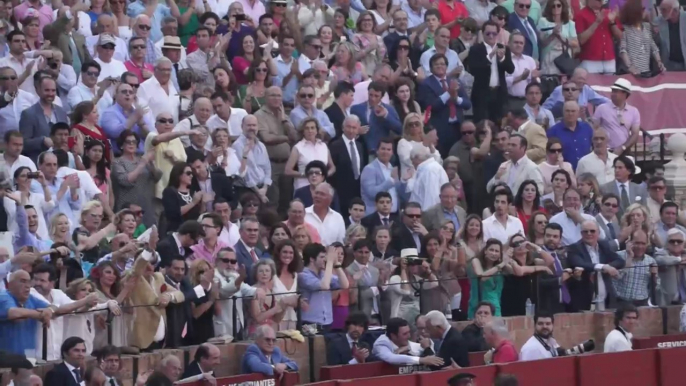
left=556, top=339, right=595, bottom=356
left=47, top=60, right=58, bottom=70
left=406, top=257, right=424, bottom=266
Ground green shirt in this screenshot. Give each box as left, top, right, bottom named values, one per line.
left=178, top=6, right=199, bottom=46
left=133, top=224, right=147, bottom=238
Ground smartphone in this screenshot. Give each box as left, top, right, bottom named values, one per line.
left=235, top=14, right=246, bottom=21
left=26, top=171, right=40, bottom=179
left=496, top=43, right=504, bottom=49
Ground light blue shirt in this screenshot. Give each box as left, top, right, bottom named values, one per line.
left=126, top=1, right=171, bottom=42
left=32, top=178, right=81, bottom=234
left=232, top=134, right=272, bottom=188
left=542, top=84, right=610, bottom=111
left=13, top=204, right=52, bottom=253
left=289, top=105, right=335, bottom=138
left=273, top=55, right=299, bottom=104
left=524, top=104, right=555, bottom=126
left=298, top=267, right=340, bottom=325
left=100, top=103, right=153, bottom=154
left=0, top=292, right=49, bottom=356
left=420, top=47, right=462, bottom=74
left=378, top=161, right=399, bottom=212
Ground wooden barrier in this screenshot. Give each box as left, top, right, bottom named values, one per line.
left=497, top=356, right=577, bottom=386
left=576, top=349, right=659, bottom=386
left=468, top=351, right=486, bottom=367
left=319, top=361, right=408, bottom=381
left=184, top=372, right=300, bottom=386
left=632, top=333, right=686, bottom=349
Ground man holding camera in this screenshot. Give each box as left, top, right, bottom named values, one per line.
left=519, top=312, right=560, bottom=361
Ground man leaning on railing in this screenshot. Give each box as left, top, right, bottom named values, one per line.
left=241, top=325, right=299, bottom=377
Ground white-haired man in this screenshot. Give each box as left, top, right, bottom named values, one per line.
left=657, top=0, right=686, bottom=71
left=655, top=228, right=685, bottom=306
left=138, top=57, right=180, bottom=124
left=424, top=310, right=470, bottom=368
left=482, top=319, right=518, bottom=363
left=408, top=145, right=449, bottom=210
left=241, top=325, right=298, bottom=376
left=304, top=183, right=345, bottom=246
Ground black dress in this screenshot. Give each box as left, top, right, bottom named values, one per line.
left=188, top=287, right=215, bottom=345
left=162, top=186, right=201, bottom=233
left=500, top=260, right=538, bottom=317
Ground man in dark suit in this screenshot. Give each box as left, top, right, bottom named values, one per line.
left=327, top=312, right=375, bottom=365
left=233, top=218, right=264, bottom=285
left=467, top=20, right=515, bottom=123
left=345, top=198, right=367, bottom=228
left=350, top=81, right=403, bottom=155
left=417, top=53, right=472, bottom=157
left=596, top=194, right=624, bottom=251
left=156, top=220, right=204, bottom=268
left=45, top=5, right=92, bottom=70
left=424, top=311, right=470, bottom=368
left=361, top=192, right=398, bottom=232
left=44, top=337, right=87, bottom=386
left=391, top=202, right=427, bottom=252
left=164, top=256, right=206, bottom=348
left=19, top=77, right=69, bottom=161
left=567, top=220, right=625, bottom=311
left=600, top=155, right=648, bottom=220
left=383, top=10, right=410, bottom=53
left=506, top=0, right=539, bottom=59
left=181, top=343, right=220, bottom=379
left=325, top=81, right=356, bottom=140
left=329, top=115, right=369, bottom=215
left=189, top=153, right=235, bottom=208
left=538, top=223, right=575, bottom=314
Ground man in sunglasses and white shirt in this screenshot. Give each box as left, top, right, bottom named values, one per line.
left=213, top=247, right=265, bottom=340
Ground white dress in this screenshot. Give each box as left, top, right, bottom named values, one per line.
left=293, top=139, right=330, bottom=190
left=273, top=273, right=298, bottom=331
left=118, top=26, right=133, bottom=41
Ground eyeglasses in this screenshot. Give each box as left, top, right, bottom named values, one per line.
left=548, top=148, right=562, bottom=153
left=307, top=170, right=323, bottom=176
left=137, top=25, right=151, bottom=30
left=494, top=15, right=505, bottom=20
left=563, top=87, right=578, bottom=92
left=202, top=224, right=218, bottom=229
left=124, top=139, right=138, bottom=145
left=274, top=2, right=287, bottom=6
left=132, top=45, right=146, bottom=50
left=85, top=71, right=100, bottom=77
left=219, top=257, right=238, bottom=264
left=485, top=31, right=498, bottom=37
left=0, top=75, right=16, bottom=80
left=581, top=229, right=597, bottom=234
left=300, top=93, right=314, bottom=98
left=310, top=45, right=322, bottom=50
left=603, top=202, right=619, bottom=208
left=669, top=239, right=684, bottom=245
left=184, top=171, right=193, bottom=176
left=127, top=83, right=140, bottom=89
left=157, top=118, right=174, bottom=124
left=120, top=90, right=135, bottom=95
left=255, top=68, right=268, bottom=73
left=517, top=3, right=531, bottom=8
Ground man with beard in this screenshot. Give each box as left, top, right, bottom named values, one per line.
left=519, top=312, right=560, bottom=361
left=538, top=223, right=576, bottom=313
left=327, top=312, right=372, bottom=365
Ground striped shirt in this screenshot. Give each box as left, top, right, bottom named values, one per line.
left=613, top=251, right=658, bottom=301
left=619, top=23, right=660, bottom=74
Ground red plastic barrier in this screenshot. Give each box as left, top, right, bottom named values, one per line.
left=468, top=351, right=486, bottom=366
left=183, top=372, right=299, bottom=386
left=336, top=373, right=420, bottom=386
left=417, top=366, right=497, bottom=386
left=658, top=347, right=686, bottom=386
left=632, top=333, right=686, bottom=349
left=497, top=356, right=577, bottom=386
left=577, top=349, right=659, bottom=386
left=319, top=362, right=406, bottom=381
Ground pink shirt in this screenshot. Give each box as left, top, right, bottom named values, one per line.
left=592, top=102, right=641, bottom=149
left=190, top=239, right=228, bottom=265
left=124, top=60, right=154, bottom=84
left=14, top=2, right=53, bottom=37
left=284, top=220, right=322, bottom=244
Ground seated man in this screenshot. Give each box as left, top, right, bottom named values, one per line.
left=327, top=311, right=374, bottom=365
left=241, top=325, right=299, bottom=376
left=460, top=301, right=494, bottom=352
left=182, top=343, right=220, bottom=379
left=372, top=317, right=444, bottom=367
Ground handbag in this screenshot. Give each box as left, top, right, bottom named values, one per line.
left=553, top=38, right=579, bottom=77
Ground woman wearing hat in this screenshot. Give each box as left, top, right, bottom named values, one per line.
left=386, top=248, right=438, bottom=325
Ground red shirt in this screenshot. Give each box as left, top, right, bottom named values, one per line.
left=493, top=340, right=519, bottom=363
left=574, top=7, right=620, bottom=61
left=124, top=60, right=154, bottom=84
left=438, top=0, right=469, bottom=39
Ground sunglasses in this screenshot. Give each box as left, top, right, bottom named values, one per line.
left=398, top=45, right=410, bottom=50
left=157, top=118, right=174, bottom=124
left=563, top=87, right=578, bottom=92
left=405, top=213, right=421, bottom=219
left=85, top=71, right=100, bottom=77
left=274, top=2, right=287, bottom=6
left=603, top=202, right=619, bottom=208
left=124, top=139, right=138, bottom=145
left=127, top=83, right=140, bottom=89
left=245, top=202, right=260, bottom=208
left=255, top=68, right=268, bottom=73
left=462, top=131, right=475, bottom=135
left=137, top=25, right=152, bottom=30
left=220, top=257, right=238, bottom=264
left=669, top=239, right=684, bottom=245
left=464, top=28, right=476, bottom=33
left=581, top=229, right=597, bottom=234
left=485, top=31, right=498, bottom=37
left=307, top=170, right=323, bottom=176
left=0, top=75, right=17, bottom=80
left=101, top=44, right=116, bottom=50
left=300, top=93, right=314, bottom=98
left=548, top=148, right=562, bottom=153
left=494, top=15, right=505, bottom=20
left=132, top=45, right=146, bottom=50
left=517, top=3, right=531, bottom=8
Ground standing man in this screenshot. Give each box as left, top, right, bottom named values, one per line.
left=290, top=85, right=335, bottom=140
left=505, top=31, right=537, bottom=111
left=613, top=230, right=659, bottom=306
left=591, top=78, right=640, bottom=155
left=538, top=223, right=575, bottom=313
left=0, top=67, right=36, bottom=137
left=305, top=183, right=346, bottom=246
left=325, top=82, right=356, bottom=139
left=425, top=310, right=470, bottom=367
left=138, top=57, right=180, bottom=125
left=523, top=83, right=555, bottom=128
left=507, top=108, right=547, bottom=164
left=254, top=86, right=298, bottom=210
left=550, top=188, right=606, bottom=246
left=656, top=0, right=686, bottom=71
left=542, top=68, right=609, bottom=118
left=232, top=115, right=272, bottom=204
left=574, top=0, right=622, bottom=74
left=576, top=129, right=617, bottom=185
left=506, top=0, right=539, bottom=60
left=600, top=155, right=647, bottom=220
left=273, top=35, right=300, bottom=108
left=351, top=82, right=402, bottom=156
left=127, top=1, right=182, bottom=49
left=328, top=115, right=368, bottom=214
left=486, top=133, right=545, bottom=194
left=422, top=183, right=467, bottom=232
left=482, top=190, right=524, bottom=244
left=299, top=243, right=347, bottom=329
left=469, top=21, right=515, bottom=123
left=0, top=31, right=38, bottom=94
left=419, top=27, right=464, bottom=76
left=19, top=77, right=69, bottom=161
left=547, top=101, right=594, bottom=170
left=346, top=240, right=380, bottom=321
left=360, top=138, right=402, bottom=216
left=595, top=194, right=623, bottom=252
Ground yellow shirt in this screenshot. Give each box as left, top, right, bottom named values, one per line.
left=144, top=133, right=187, bottom=198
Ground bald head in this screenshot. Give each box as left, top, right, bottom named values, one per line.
left=242, top=115, right=258, bottom=138
left=0, top=247, right=9, bottom=263
left=10, top=269, right=30, bottom=283
left=581, top=220, right=599, bottom=243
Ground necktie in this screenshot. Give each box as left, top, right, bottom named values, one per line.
left=73, top=369, right=82, bottom=383
left=349, top=140, right=360, bottom=179
left=173, top=62, right=179, bottom=74
left=608, top=222, right=617, bottom=240
left=620, top=184, right=630, bottom=209
left=382, top=217, right=389, bottom=226
left=523, top=20, right=539, bottom=59
left=250, top=249, right=258, bottom=262
left=441, top=79, right=458, bottom=120
left=110, top=378, right=117, bottom=386
left=68, top=36, right=82, bottom=75
left=553, top=253, right=571, bottom=304
left=352, top=341, right=358, bottom=350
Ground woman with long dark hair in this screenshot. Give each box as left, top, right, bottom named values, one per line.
left=513, top=180, right=545, bottom=234
left=92, top=261, right=134, bottom=349
left=619, top=0, right=665, bottom=75
left=537, top=0, right=579, bottom=76
left=82, top=139, right=114, bottom=213
left=232, top=34, right=261, bottom=85
left=527, top=211, right=548, bottom=246
left=272, top=240, right=304, bottom=331
left=332, top=9, right=353, bottom=42
left=542, top=169, right=572, bottom=216
left=234, top=58, right=273, bottom=113
left=391, top=77, right=421, bottom=124
left=266, top=224, right=292, bottom=258
left=162, top=162, right=204, bottom=233
left=213, top=66, right=237, bottom=96
left=388, top=36, right=418, bottom=84
left=467, top=238, right=505, bottom=318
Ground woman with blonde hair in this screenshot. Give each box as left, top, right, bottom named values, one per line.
left=73, top=201, right=117, bottom=263
left=331, top=41, right=367, bottom=85
left=209, top=128, right=245, bottom=177
left=345, top=224, right=368, bottom=249
left=396, top=113, right=442, bottom=177
left=188, top=259, right=217, bottom=345
left=91, top=260, right=134, bottom=349
left=577, top=173, right=602, bottom=216
left=64, top=278, right=121, bottom=354
left=292, top=225, right=312, bottom=254
left=284, top=117, right=336, bottom=190
left=620, top=204, right=662, bottom=249
left=248, top=259, right=285, bottom=337
left=352, top=11, right=386, bottom=75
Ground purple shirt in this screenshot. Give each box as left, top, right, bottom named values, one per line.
left=100, top=103, right=153, bottom=154
left=298, top=267, right=340, bottom=325
left=189, top=239, right=228, bottom=266
left=592, top=102, right=641, bottom=149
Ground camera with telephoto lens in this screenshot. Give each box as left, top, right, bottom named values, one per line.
left=556, top=339, right=595, bottom=356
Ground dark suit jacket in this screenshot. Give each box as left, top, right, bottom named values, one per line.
left=466, top=43, right=514, bottom=121
left=383, top=32, right=406, bottom=54
left=566, top=240, right=626, bottom=311
left=156, top=234, right=193, bottom=268
left=428, top=327, right=470, bottom=369
left=361, top=212, right=398, bottom=232
left=461, top=323, right=489, bottom=352
left=328, top=136, right=369, bottom=214
left=390, top=223, right=420, bottom=252
left=417, top=76, right=472, bottom=157
left=350, top=102, right=402, bottom=153
left=326, top=333, right=377, bottom=365
left=324, top=102, right=347, bottom=140
left=191, top=168, right=236, bottom=207
left=538, top=250, right=571, bottom=314
left=506, top=14, right=539, bottom=58
left=164, top=275, right=197, bottom=348
left=19, top=102, right=69, bottom=161
left=43, top=363, right=81, bottom=386
left=234, top=239, right=264, bottom=285
left=181, top=361, right=214, bottom=379
left=44, top=15, right=92, bottom=67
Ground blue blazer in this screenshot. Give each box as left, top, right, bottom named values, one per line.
left=233, top=240, right=265, bottom=285
left=19, top=102, right=69, bottom=161
left=350, top=102, right=402, bottom=153
left=417, top=76, right=471, bottom=156
left=360, top=159, right=404, bottom=213
left=506, top=13, right=538, bottom=58
left=241, top=343, right=299, bottom=376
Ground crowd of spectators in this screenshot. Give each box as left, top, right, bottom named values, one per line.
left=0, top=0, right=684, bottom=382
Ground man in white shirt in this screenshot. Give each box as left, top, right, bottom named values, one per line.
left=576, top=129, right=617, bottom=185
left=1, top=131, right=37, bottom=183
left=604, top=304, right=638, bottom=352
left=550, top=188, right=605, bottom=246
left=520, top=312, right=561, bottom=361
left=483, top=190, right=524, bottom=244
left=305, top=183, right=345, bottom=246
left=66, top=60, right=115, bottom=112
left=487, top=133, right=545, bottom=195
left=298, top=35, right=324, bottom=74
left=174, top=97, right=213, bottom=147
left=408, top=145, right=449, bottom=210
left=372, top=317, right=444, bottom=367
left=93, top=34, right=128, bottom=82
left=208, top=91, right=247, bottom=142
left=0, top=67, right=36, bottom=137
left=213, top=199, right=240, bottom=247
left=31, top=263, right=99, bottom=360
left=86, top=15, right=129, bottom=62
left=0, top=30, right=38, bottom=95
left=419, top=26, right=463, bottom=77
left=505, top=31, right=537, bottom=111
left=137, top=56, right=180, bottom=124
